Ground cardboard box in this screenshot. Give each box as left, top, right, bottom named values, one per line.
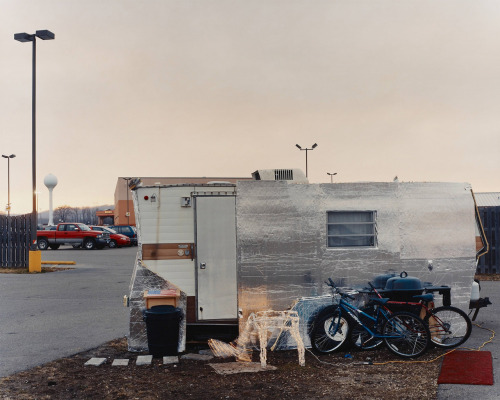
left=144, top=289, right=181, bottom=309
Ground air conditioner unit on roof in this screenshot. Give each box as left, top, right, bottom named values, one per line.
left=251, top=169, right=308, bottom=183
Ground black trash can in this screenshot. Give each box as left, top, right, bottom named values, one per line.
left=143, top=305, right=183, bottom=357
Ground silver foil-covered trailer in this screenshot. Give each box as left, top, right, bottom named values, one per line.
left=236, top=181, right=478, bottom=338
left=128, top=178, right=479, bottom=351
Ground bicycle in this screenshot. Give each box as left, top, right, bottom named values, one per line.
left=366, top=282, right=472, bottom=349
left=310, top=278, right=431, bottom=358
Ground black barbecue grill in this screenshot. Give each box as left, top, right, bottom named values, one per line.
left=369, top=271, right=451, bottom=306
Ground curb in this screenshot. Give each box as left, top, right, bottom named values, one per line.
left=42, top=261, right=76, bottom=265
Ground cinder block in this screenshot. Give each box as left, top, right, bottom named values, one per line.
left=163, top=356, right=179, bottom=364
left=84, top=358, right=106, bottom=366
left=112, top=359, right=129, bottom=366
left=136, top=355, right=153, bottom=365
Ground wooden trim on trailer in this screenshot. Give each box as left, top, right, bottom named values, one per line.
left=142, top=243, right=195, bottom=260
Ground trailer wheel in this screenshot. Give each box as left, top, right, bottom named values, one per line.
left=83, top=238, right=95, bottom=250
left=38, top=238, right=49, bottom=251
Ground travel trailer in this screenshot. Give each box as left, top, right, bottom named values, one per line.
left=127, top=170, right=484, bottom=351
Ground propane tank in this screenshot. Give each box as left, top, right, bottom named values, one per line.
left=470, top=280, right=480, bottom=301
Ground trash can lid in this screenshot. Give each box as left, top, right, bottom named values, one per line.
left=146, top=305, right=178, bottom=314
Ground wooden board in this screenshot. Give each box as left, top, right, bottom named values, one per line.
left=142, top=243, right=195, bottom=260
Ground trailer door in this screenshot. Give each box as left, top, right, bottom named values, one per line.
left=195, top=196, right=237, bottom=320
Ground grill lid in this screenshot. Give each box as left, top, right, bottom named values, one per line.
left=385, top=271, right=423, bottom=291
left=371, top=272, right=397, bottom=289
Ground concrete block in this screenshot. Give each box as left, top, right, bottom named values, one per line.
left=163, top=356, right=179, bottom=364
left=84, top=358, right=106, bottom=366
left=136, top=355, right=153, bottom=365
left=112, top=359, right=129, bottom=366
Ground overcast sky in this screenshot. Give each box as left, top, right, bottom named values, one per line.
left=1, top=0, right=499, bottom=214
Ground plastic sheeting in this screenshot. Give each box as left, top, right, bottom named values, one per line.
left=127, top=257, right=187, bottom=353
left=236, top=181, right=477, bottom=336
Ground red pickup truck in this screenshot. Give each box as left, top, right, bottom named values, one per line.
left=36, top=223, right=110, bottom=250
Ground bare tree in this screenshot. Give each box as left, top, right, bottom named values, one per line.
left=73, top=207, right=84, bottom=223
left=88, top=207, right=99, bottom=225
left=81, top=207, right=99, bottom=225
left=53, top=205, right=75, bottom=223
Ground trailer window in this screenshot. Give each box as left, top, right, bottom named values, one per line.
left=327, top=211, right=377, bottom=248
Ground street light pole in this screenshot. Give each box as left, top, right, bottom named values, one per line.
left=2, top=154, right=16, bottom=216
left=327, top=172, right=337, bottom=183
left=35, top=191, right=41, bottom=226
left=122, top=177, right=132, bottom=225
left=2, top=154, right=15, bottom=267
left=295, top=143, right=318, bottom=178
left=14, top=30, right=55, bottom=251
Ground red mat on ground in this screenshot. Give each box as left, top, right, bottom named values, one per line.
left=438, top=351, right=493, bottom=385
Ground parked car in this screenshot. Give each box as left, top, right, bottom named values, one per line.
left=108, top=225, right=138, bottom=246
left=89, top=226, right=131, bottom=248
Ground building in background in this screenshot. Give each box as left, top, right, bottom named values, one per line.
left=475, top=192, right=500, bottom=274
left=96, top=209, right=115, bottom=225
left=113, top=176, right=251, bottom=226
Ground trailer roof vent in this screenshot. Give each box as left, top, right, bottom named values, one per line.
left=251, top=169, right=308, bottom=183
left=275, top=169, right=293, bottom=181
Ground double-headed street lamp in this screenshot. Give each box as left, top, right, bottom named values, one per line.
left=295, top=143, right=318, bottom=178
left=2, top=154, right=16, bottom=216
left=14, top=29, right=55, bottom=250
left=327, top=172, right=337, bottom=183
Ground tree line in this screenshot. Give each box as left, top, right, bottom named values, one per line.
left=48, top=205, right=112, bottom=226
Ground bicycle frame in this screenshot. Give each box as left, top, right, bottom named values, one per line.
left=332, top=296, right=403, bottom=340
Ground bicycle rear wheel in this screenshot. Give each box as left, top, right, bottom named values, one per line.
left=383, top=311, right=430, bottom=358
left=424, top=306, right=472, bottom=348
left=310, top=309, right=350, bottom=353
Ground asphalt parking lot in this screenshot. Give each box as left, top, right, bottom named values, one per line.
left=0, top=245, right=136, bottom=377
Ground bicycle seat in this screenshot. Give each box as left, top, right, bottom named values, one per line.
left=413, top=293, right=434, bottom=302
left=371, top=298, right=390, bottom=305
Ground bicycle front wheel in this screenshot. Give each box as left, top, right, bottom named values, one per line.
left=310, top=309, right=350, bottom=353
left=425, top=306, right=472, bottom=348
left=383, top=311, right=430, bottom=358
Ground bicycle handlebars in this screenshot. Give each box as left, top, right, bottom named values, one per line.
left=325, top=278, right=355, bottom=300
